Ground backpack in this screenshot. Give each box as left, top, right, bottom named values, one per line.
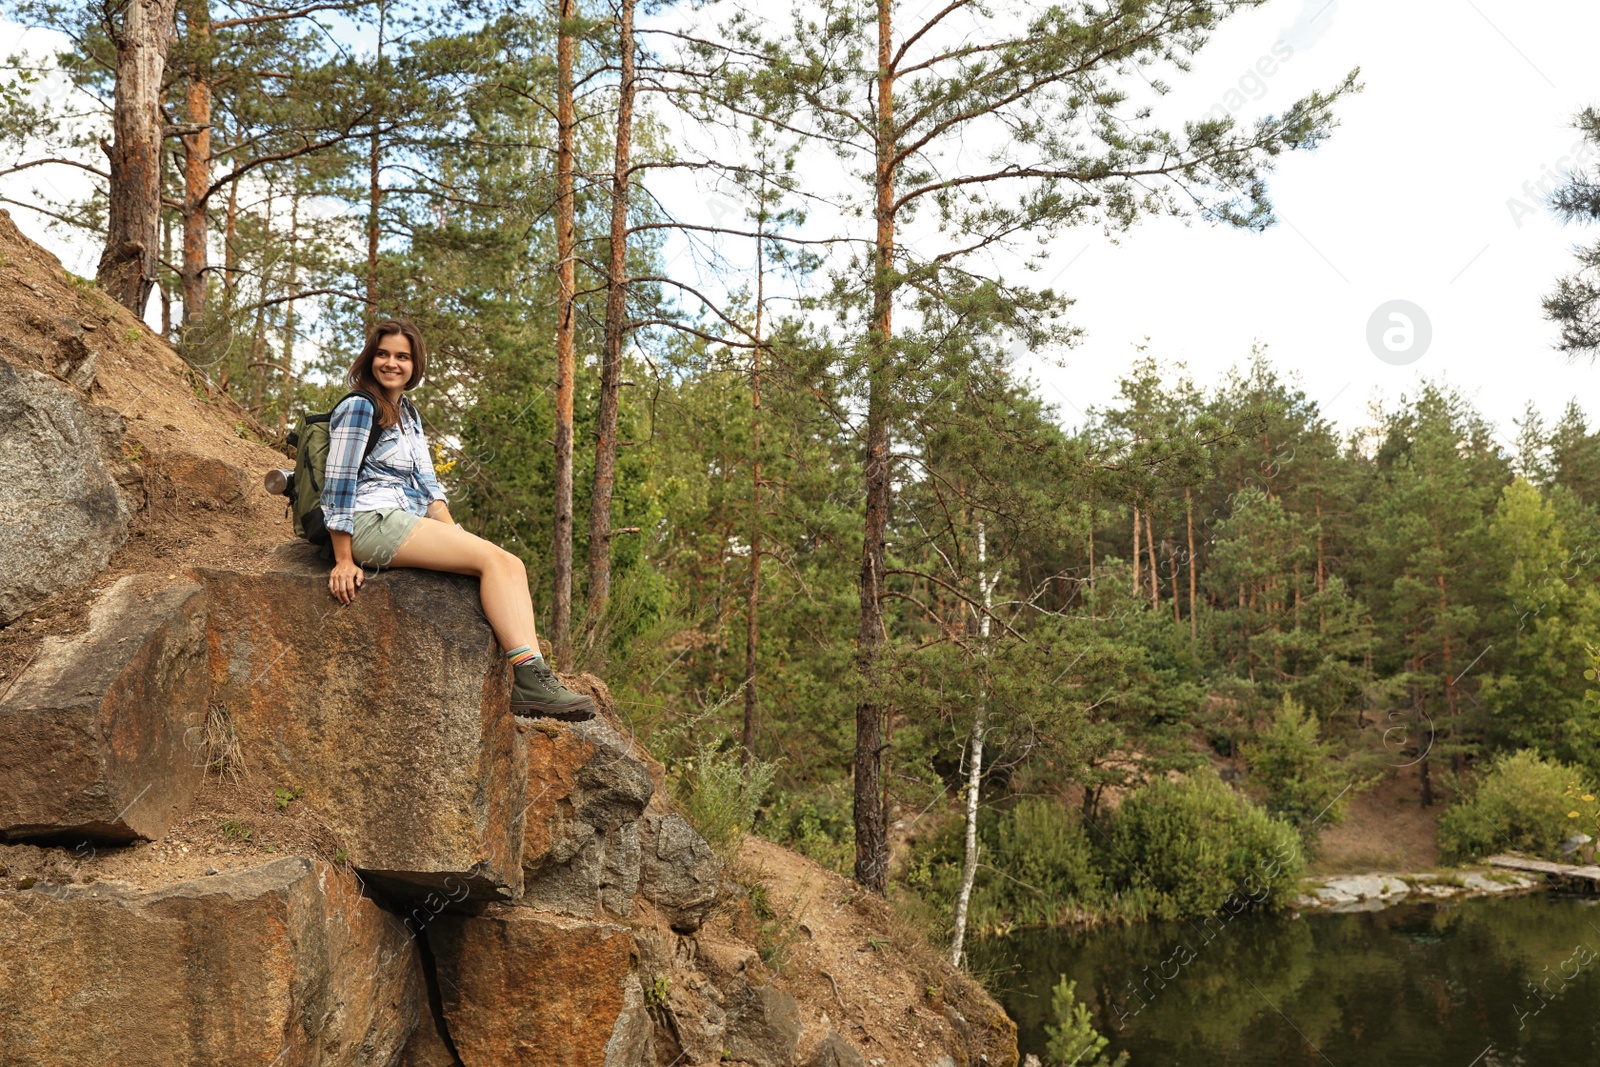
left=285, top=390, right=382, bottom=548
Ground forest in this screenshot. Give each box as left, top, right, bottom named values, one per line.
left=7, top=0, right=1600, bottom=974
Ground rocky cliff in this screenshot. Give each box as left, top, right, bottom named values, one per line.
left=0, top=210, right=1016, bottom=1067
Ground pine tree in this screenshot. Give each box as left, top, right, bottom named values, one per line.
left=1543, top=106, right=1600, bottom=360
left=724, top=0, right=1358, bottom=891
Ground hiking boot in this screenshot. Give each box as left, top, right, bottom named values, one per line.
left=510, top=660, right=597, bottom=721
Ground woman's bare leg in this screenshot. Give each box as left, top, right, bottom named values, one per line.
left=386, top=519, right=538, bottom=652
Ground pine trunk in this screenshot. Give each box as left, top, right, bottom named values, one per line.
left=222, top=169, right=238, bottom=295
left=179, top=0, right=211, bottom=330
left=1086, top=489, right=1095, bottom=589
left=248, top=187, right=272, bottom=413
left=1171, top=544, right=1181, bottom=625
left=280, top=189, right=299, bottom=436
left=1131, top=506, right=1141, bottom=596
left=550, top=0, right=578, bottom=668
left=159, top=207, right=172, bottom=337
left=98, top=0, right=181, bottom=314
left=853, top=0, right=895, bottom=894
left=584, top=0, right=636, bottom=658
left=1145, top=507, right=1159, bottom=609
left=365, top=8, right=386, bottom=326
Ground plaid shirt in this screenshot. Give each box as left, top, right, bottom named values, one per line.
left=323, top=393, right=448, bottom=535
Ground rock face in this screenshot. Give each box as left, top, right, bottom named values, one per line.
left=0, top=856, right=428, bottom=1066
left=520, top=718, right=654, bottom=916
left=0, top=356, right=130, bottom=625
left=805, top=1032, right=867, bottom=1067
left=641, top=933, right=806, bottom=1067
left=722, top=976, right=803, bottom=1067
left=431, top=906, right=654, bottom=1067
left=0, top=577, right=208, bottom=843
left=639, top=812, right=721, bottom=932
left=199, top=547, right=527, bottom=899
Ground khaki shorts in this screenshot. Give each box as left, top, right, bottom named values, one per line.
left=350, top=508, right=422, bottom=568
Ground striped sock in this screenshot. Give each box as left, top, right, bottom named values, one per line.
left=506, top=645, right=543, bottom=669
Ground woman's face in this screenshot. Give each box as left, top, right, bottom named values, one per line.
left=372, top=333, right=413, bottom=396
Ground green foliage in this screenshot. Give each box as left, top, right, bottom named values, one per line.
left=1044, top=976, right=1129, bottom=1067
left=757, top=787, right=855, bottom=875
left=1542, top=107, right=1600, bottom=359
left=1241, top=694, right=1356, bottom=844
left=905, top=777, right=1300, bottom=934
left=1479, top=481, right=1600, bottom=773
left=903, top=799, right=1103, bottom=934
left=220, top=819, right=255, bottom=843
left=980, top=799, right=1104, bottom=928
left=676, top=740, right=777, bottom=857
left=1438, top=750, right=1596, bottom=862
left=1108, top=772, right=1303, bottom=921
left=273, top=785, right=304, bottom=811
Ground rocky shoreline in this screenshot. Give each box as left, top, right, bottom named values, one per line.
left=1296, top=868, right=1544, bottom=912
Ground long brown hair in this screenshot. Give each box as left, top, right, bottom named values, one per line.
left=348, top=319, right=428, bottom=428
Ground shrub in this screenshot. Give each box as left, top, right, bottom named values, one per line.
left=676, top=740, right=777, bottom=856
left=987, top=798, right=1105, bottom=926
left=758, top=786, right=855, bottom=875
left=1241, top=694, right=1354, bottom=844
left=1107, top=770, right=1303, bottom=921
left=1438, top=749, right=1595, bottom=863
left=901, top=797, right=1105, bottom=933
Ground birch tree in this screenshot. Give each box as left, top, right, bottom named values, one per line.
left=948, top=520, right=995, bottom=967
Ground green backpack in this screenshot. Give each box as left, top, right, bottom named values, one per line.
left=285, top=390, right=381, bottom=548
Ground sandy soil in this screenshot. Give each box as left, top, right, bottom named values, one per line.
left=1311, top=768, right=1442, bottom=875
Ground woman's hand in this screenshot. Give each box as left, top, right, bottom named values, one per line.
left=328, top=531, right=362, bottom=603
left=329, top=559, right=364, bottom=604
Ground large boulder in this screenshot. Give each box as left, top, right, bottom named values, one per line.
left=520, top=717, right=653, bottom=916
left=0, top=856, right=429, bottom=1066
left=0, top=356, right=130, bottom=625
left=546, top=678, right=720, bottom=930
left=721, top=975, right=803, bottom=1067
left=638, top=812, right=721, bottom=932
left=0, top=577, right=207, bottom=843
left=431, top=906, right=654, bottom=1067
left=632, top=926, right=728, bottom=1067
left=804, top=1032, right=866, bottom=1067
left=198, top=547, right=527, bottom=899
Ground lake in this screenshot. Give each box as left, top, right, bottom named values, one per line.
left=975, top=893, right=1600, bottom=1066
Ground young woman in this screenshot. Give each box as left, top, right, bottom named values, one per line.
left=322, top=319, right=594, bottom=721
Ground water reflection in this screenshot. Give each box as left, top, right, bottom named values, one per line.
left=975, top=894, right=1600, bottom=1066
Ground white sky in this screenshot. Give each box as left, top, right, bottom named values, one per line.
left=1013, top=0, right=1600, bottom=440
left=6, top=0, right=1600, bottom=444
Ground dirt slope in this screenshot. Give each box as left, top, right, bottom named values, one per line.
left=0, top=208, right=292, bottom=687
